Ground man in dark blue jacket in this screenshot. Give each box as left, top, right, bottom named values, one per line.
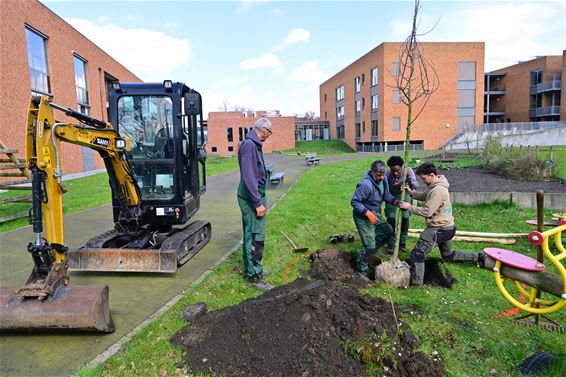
left=351, top=160, right=397, bottom=278
left=237, top=117, right=273, bottom=290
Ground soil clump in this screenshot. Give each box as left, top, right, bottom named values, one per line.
left=173, top=248, right=446, bottom=376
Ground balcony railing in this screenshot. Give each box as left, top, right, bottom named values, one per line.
left=529, top=80, right=561, bottom=94
left=528, top=106, right=561, bottom=117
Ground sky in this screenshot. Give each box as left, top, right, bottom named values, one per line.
left=42, top=0, right=565, bottom=117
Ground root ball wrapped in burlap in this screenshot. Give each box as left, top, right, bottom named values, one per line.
left=374, top=258, right=410, bottom=288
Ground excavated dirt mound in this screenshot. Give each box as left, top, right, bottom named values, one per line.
left=172, top=278, right=444, bottom=377
left=309, top=248, right=456, bottom=289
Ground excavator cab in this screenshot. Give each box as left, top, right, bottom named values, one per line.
left=108, top=81, right=207, bottom=230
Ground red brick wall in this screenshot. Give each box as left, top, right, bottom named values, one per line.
left=0, top=0, right=141, bottom=175
left=492, top=55, right=563, bottom=122
left=319, top=42, right=485, bottom=150
left=206, top=111, right=295, bottom=155
left=562, top=50, right=566, bottom=121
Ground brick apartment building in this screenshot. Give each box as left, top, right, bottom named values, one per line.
left=484, top=53, right=565, bottom=123
left=206, top=111, right=295, bottom=155
left=319, top=42, right=485, bottom=151
left=0, top=0, right=141, bottom=175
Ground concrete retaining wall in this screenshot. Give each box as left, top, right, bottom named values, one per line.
left=449, top=191, right=566, bottom=210
left=447, top=126, right=566, bottom=150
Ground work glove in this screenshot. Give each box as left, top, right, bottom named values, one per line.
left=365, top=210, right=379, bottom=225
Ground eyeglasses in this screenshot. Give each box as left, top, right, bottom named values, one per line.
left=263, top=128, right=273, bottom=136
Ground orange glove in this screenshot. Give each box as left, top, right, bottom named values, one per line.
left=365, top=211, right=379, bottom=225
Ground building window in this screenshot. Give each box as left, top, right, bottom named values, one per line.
left=336, top=85, right=344, bottom=101
left=392, top=61, right=400, bottom=77
left=362, top=73, right=365, bottom=85
left=211, top=146, right=217, bottom=153
left=336, top=105, right=344, bottom=120
left=355, top=122, right=361, bottom=137
left=371, top=67, right=378, bottom=86
left=372, top=95, right=378, bottom=111
left=324, top=93, right=327, bottom=102
left=355, top=76, right=361, bottom=93
left=362, top=121, right=365, bottom=133
left=458, top=61, right=477, bottom=131
left=392, top=89, right=400, bottom=104
left=73, top=55, right=89, bottom=114
left=228, top=146, right=234, bottom=152
left=371, top=120, right=378, bottom=137
left=324, top=111, right=327, bottom=120
left=362, top=97, right=365, bottom=110
left=355, top=100, right=361, bottom=114
left=25, top=27, right=51, bottom=95
left=530, top=70, right=543, bottom=86
left=392, top=117, right=401, bottom=131
left=336, top=125, right=345, bottom=139
left=227, top=127, right=233, bottom=142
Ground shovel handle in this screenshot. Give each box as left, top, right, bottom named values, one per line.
left=281, top=231, right=298, bottom=249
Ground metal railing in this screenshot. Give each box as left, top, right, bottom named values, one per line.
left=529, top=80, right=562, bottom=94
left=528, top=106, right=561, bottom=117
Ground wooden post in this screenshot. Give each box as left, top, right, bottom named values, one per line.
left=535, top=190, right=545, bottom=324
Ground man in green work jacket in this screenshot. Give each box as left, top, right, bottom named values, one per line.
left=237, top=117, right=273, bottom=290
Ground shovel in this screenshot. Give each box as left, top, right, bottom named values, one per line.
left=281, top=231, right=309, bottom=253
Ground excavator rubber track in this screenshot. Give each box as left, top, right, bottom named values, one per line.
left=66, top=221, right=211, bottom=273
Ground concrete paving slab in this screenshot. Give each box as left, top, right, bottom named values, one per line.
left=0, top=154, right=309, bottom=377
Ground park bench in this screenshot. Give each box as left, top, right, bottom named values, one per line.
left=265, top=163, right=286, bottom=188
left=305, top=153, right=321, bottom=166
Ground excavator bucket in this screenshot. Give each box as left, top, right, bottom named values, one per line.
left=0, top=285, right=114, bottom=332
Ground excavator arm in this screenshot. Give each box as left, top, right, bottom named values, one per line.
left=20, top=95, right=140, bottom=299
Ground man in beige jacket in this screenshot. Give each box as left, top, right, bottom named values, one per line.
left=398, top=162, right=483, bottom=285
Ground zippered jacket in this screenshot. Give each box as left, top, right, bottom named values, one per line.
left=408, top=175, right=454, bottom=227
left=351, top=171, right=397, bottom=219
left=238, top=130, right=266, bottom=208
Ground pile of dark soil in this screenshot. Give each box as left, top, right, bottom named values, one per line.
left=309, top=248, right=456, bottom=289
left=440, top=168, right=565, bottom=193
left=173, top=278, right=444, bottom=377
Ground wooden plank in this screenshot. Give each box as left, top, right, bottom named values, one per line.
left=0, top=149, right=18, bottom=154
left=0, top=195, right=32, bottom=204
left=0, top=185, right=32, bottom=190
left=0, top=163, right=26, bottom=170
left=0, top=211, right=29, bottom=223
left=407, top=232, right=516, bottom=244
left=408, top=228, right=528, bottom=238
left=0, top=172, right=27, bottom=177
left=0, top=158, right=25, bottom=163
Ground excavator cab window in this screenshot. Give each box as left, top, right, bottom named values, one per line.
left=117, top=95, right=176, bottom=200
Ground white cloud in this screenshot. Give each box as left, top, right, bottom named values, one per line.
left=389, top=2, right=564, bottom=71
left=237, top=0, right=270, bottom=15
left=240, top=53, right=284, bottom=74
left=65, top=18, right=191, bottom=81
left=272, top=28, right=310, bottom=51
left=287, top=61, right=328, bottom=83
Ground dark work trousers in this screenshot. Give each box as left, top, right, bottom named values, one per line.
left=410, top=226, right=480, bottom=285
left=353, top=215, right=394, bottom=272
left=238, top=188, right=267, bottom=279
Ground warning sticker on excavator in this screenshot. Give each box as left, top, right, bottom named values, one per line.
left=78, top=132, right=90, bottom=143
left=42, top=147, right=51, bottom=167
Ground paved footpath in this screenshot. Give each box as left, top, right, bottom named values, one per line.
left=0, top=152, right=385, bottom=377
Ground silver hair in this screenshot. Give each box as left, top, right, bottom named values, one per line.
left=253, top=117, right=272, bottom=131
left=370, top=160, right=387, bottom=174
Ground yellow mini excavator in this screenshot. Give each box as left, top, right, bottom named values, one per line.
left=0, top=81, right=211, bottom=332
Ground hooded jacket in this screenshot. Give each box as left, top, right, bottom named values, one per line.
left=237, top=129, right=266, bottom=208
left=408, top=175, right=454, bottom=227
left=351, top=171, right=397, bottom=219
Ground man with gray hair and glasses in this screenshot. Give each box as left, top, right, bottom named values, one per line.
left=237, top=117, right=274, bottom=290
left=351, top=160, right=398, bottom=279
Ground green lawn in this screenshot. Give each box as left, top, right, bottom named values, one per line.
left=538, top=146, right=566, bottom=179
left=77, top=156, right=565, bottom=377
left=280, top=140, right=355, bottom=156
left=205, top=155, right=239, bottom=176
